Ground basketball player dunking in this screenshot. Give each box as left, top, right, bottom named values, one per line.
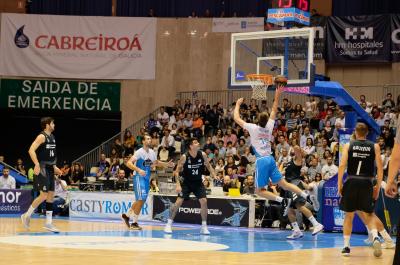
left=233, top=85, right=313, bottom=215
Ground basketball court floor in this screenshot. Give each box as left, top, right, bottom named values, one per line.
left=0, top=216, right=395, bottom=265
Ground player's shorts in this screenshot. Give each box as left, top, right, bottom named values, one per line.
left=35, top=165, right=55, bottom=192
left=340, top=177, right=374, bottom=213
left=254, top=155, right=282, bottom=187
left=285, top=180, right=306, bottom=209
left=178, top=180, right=207, bottom=201
left=133, top=175, right=150, bottom=201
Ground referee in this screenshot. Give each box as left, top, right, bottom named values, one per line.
left=387, top=121, right=400, bottom=265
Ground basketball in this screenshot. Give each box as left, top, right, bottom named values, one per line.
left=274, top=75, right=288, bottom=86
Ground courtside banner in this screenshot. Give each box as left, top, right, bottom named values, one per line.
left=0, top=189, right=32, bottom=214
left=212, top=18, right=264, bottom=32
left=69, top=191, right=153, bottom=220
left=153, top=195, right=250, bottom=227
left=0, top=13, right=156, bottom=80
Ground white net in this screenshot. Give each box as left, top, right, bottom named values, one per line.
left=250, top=81, right=268, bottom=100
left=247, top=74, right=273, bottom=100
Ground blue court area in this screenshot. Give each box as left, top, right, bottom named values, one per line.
left=15, top=218, right=373, bottom=253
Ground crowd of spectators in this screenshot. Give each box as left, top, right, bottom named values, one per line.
left=1, top=92, right=399, bottom=226
left=80, top=93, right=398, bottom=200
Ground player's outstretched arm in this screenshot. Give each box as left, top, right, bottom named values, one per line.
left=233, top=98, right=245, bottom=128
left=154, top=159, right=175, bottom=169
left=269, top=84, right=285, bottom=121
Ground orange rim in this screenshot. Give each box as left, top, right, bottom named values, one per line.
left=246, top=74, right=274, bottom=85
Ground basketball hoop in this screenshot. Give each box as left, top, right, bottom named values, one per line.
left=246, top=74, right=274, bottom=100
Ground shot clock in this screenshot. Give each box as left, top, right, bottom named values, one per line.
left=277, top=0, right=310, bottom=12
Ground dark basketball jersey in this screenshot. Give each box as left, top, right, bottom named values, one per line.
left=182, top=151, right=205, bottom=182
left=347, top=139, right=375, bottom=177
left=37, top=132, right=57, bottom=165
left=285, top=159, right=302, bottom=183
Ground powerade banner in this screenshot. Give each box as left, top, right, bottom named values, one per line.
left=0, top=13, right=156, bottom=80
left=0, top=189, right=32, bottom=214
left=0, top=79, right=120, bottom=112
left=326, top=15, right=391, bottom=63
left=391, top=14, right=400, bottom=62
left=69, top=191, right=153, bottom=220
left=153, top=195, right=250, bottom=227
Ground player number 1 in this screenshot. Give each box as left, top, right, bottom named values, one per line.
left=356, top=161, right=362, bottom=175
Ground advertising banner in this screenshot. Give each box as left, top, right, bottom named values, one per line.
left=0, top=13, right=156, bottom=79
left=0, top=189, right=32, bottom=214
left=69, top=191, right=153, bottom=220
left=326, top=15, right=391, bottom=63
left=267, top=8, right=310, bottom=25
left=153, top=195, right=250, bottom=227
left=321, top=175, right=366, bottom=233
left=391, top=14, right=400, bottom=62
left=311, top=16, right=326, bottom=60
left=212, top=18, right=264, bottom=33
left=0, top=79, right=120, bottom=112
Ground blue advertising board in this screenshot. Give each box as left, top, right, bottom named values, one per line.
left=267, top=8, right=310, bottom=26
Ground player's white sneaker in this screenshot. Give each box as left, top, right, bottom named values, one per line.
left=312, top=223, right=324, bottom=236
left=21, top=213, right=30, bottom=229
left=286, top=230, right=304, bottom=240
left=364, top=234, right=373, bottom=245
left=200, top=226, right=210, bottom=235
left=43, top=224, right=60, bottom=233
left=382, top=240, right=396, bottom=249
left=164, top=223, right=173, bottom=234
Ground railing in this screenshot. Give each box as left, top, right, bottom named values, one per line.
left=0, top=161, right=29, bottom=185
left=176, top=89, right=309, bottom=107
left=176, top=85, right=400, bottom=107
left=72, top=107, right=162, bottom=174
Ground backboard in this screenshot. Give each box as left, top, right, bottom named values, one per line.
left=229, top=28, right=314, bottom=88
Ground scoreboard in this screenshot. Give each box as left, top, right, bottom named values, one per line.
left=276, top=0, right=310, bottom=12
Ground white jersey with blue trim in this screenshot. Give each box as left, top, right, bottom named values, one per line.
left=243, top=119, right=275, bottom=158
left=133, top=147, right=157, bottom=179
